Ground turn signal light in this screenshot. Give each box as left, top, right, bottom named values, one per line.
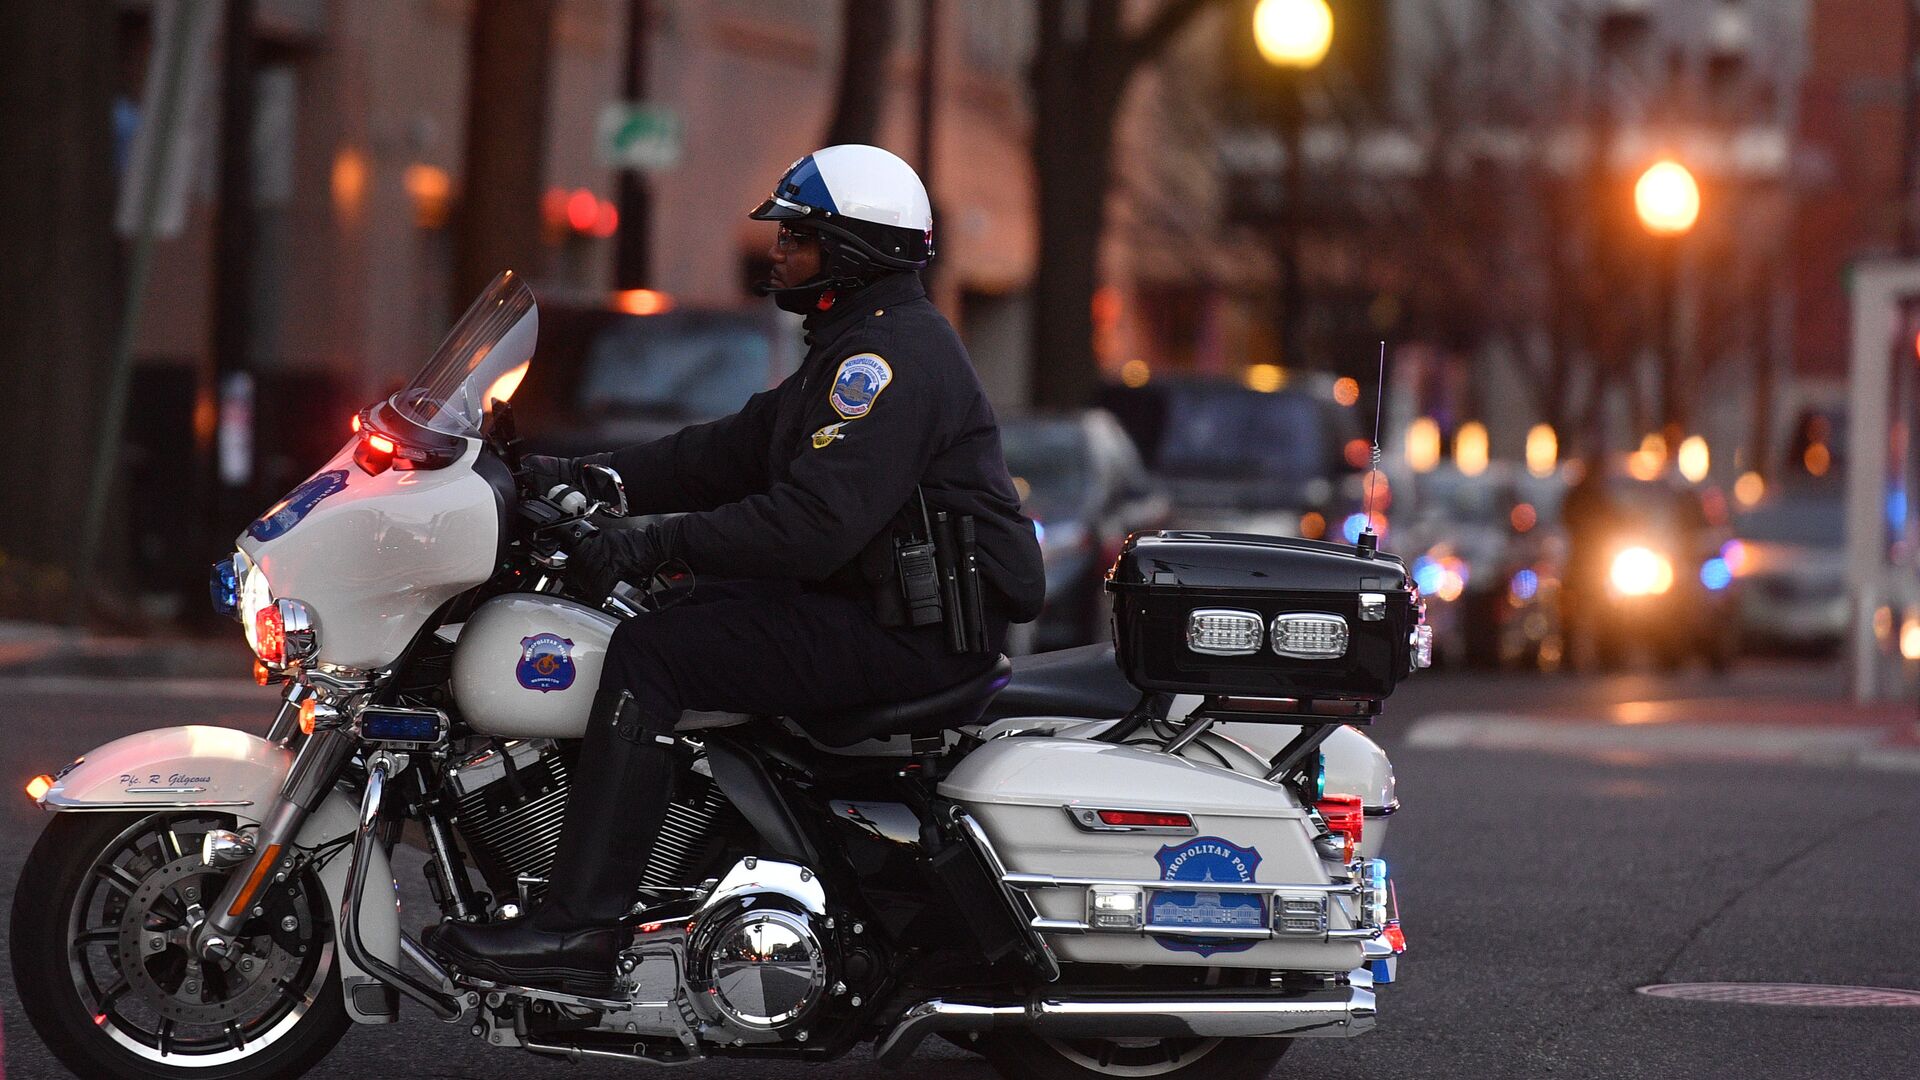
left=26, top=774, right=53, bottom=801
left=298, top=698, right=318, bottom=736
left=1096, top=810, right=1194, bottom=829
left=1316, top=794, right=1364, bottom=861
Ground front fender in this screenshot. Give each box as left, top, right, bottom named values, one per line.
left=35, top=725, right=401, bottom=1023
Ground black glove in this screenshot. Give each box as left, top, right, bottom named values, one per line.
left=520, top=454, right=582, bottom=500
left=568, top=523, right=668, bottom=602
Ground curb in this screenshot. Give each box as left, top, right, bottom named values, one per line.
left=1405, top=711, right=1920, bottom=775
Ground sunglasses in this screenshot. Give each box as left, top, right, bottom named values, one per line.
left=775, top=223, right=819, bottom=250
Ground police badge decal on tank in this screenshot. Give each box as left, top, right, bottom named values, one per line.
left=516, top=633, right=577, bottom=693
left=829, top=353, right=892, bottom=419
left=1151, top=837, right=1264, bottom=955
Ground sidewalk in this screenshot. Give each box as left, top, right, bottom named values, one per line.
left=1406, top=692, right=1920, bottom=774
left=0, top=621, right=254, bottom=680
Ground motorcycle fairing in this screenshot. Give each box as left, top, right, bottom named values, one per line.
left=32, top=725, right=403, bottom=1024
left=239, top=436, right=501, bottom=672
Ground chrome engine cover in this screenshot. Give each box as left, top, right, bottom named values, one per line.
left=685, top=859, right=833, bottom=1042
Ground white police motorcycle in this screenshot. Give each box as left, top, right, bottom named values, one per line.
left=14, top=273, right=1424, bottom=1080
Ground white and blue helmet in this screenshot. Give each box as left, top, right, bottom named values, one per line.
left=750, top=144, right=934, bottom=275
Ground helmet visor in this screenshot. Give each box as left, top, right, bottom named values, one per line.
left=748, top=194, right=814, bottom=221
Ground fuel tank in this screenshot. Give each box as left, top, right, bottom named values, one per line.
left=451, top=594, right=619, bottom=739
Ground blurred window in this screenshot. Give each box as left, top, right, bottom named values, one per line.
left=1734, top=497, right=1846, bottom=547
left=577, top=313, right=776, bottom=419
left=1002, top=420, right=1093, bottom=521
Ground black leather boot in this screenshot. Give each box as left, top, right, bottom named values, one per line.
left=427, top=689, right=672, bottom=995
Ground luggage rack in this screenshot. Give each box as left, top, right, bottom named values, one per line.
left=1099, top=692, right=1372, bottom=786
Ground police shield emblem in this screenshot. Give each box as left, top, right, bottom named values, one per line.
left=516, top=633, right=577, bottom=693
left=828, top=353, right=892, bottom=419
left=1150, top=837, right=1264, bottom=955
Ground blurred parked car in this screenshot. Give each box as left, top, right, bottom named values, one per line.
left=510, top=295, right=801, bottom=457
left=1098, top=375, right=1365, bottom=538
left=1559, top=470, right=1738, bottom=670
left=1729, top=481, right=1847, bottom=653
left=1001, top=410, right=1171, bottom=650
left=1397, top=463, right=1568, bottom=669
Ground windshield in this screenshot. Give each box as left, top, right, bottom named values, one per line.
left=392, top=271, right=538, bottom=436
left=1152, top=386, right=1333, bottom=490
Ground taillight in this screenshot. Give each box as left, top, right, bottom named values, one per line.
left=1095, top=809, right=1194, bottom=830
left=254, top=604, right=285, bottom=666
left=1316, top=793, right=1364, bottom=861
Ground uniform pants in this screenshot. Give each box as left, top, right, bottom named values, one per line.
left=599, top=577, right=1006, bottom=741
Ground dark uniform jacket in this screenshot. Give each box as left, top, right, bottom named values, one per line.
left=604, top=272, right=1046, bottom=623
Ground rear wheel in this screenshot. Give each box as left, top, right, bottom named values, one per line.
left=10, top=811, right=350, bottom=1080
left=981, top=1031, right=1291, bottom=1080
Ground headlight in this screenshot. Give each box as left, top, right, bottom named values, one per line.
left=1608, top=546, right=1674, bottom=596
left=239, top=560, right=274, bottom=657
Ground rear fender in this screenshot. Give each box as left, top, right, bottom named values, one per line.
left=34, top=725, right=400, bottom=1023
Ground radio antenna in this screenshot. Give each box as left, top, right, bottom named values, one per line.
left=1358, top=340, right=1386, bottom=556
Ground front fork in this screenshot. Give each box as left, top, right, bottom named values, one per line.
left=195, top=715, right=356, bottom=958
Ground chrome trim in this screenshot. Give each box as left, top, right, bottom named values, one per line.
left=1003, top=871, right=1359, bottom=897
left=464, top=977, right=634, bottom=1013
left=952, top=809, right=1060, bottom=981
left=277, top=598, right=318, bottom=663
left=1358, top=593, right=1387, bottom=621
left=39, top=797, right=253, bottom=812
left=119, top=786, right=208, bottom=794
left=1163, top=716, right=1216, bottom=755
left=1063, top=805, right=1199, bottom=836
left=874, top=988, right=1376, bottom=1065
left=1185, top=608, right=1264, bottom=655
left=1363, top=800, right=1401, bottom=818
left=341, top=758, right=465, bottom=1020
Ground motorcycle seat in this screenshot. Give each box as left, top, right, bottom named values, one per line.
left=800, top=654, right=1013, bottom=748
left=979, top=643, right=1140, bottom=722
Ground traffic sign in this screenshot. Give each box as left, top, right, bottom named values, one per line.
left=597, top=101, right=682, bottom=172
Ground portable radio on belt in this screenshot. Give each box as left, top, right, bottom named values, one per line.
left=894, top=488, right=989, bottom=651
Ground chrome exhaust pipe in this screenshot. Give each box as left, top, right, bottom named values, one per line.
left=875, top=986, right=1376, bottom=1065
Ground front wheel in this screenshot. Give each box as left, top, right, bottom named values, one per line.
left=981, top=1031, right=1291, bottom=1080
left=10, top=811, right=350, bottom=1080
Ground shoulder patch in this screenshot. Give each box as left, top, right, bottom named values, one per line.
left=828, top=353, right=892, bottom=419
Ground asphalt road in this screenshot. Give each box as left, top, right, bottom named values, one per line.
left=0, top=659, right=1914, bottom=1080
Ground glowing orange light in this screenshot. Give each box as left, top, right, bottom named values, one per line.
left=1090, top=285, right=1123, bottom=328
left=1734, top=471, right=1765, bottom=507
left=1455, top=422, right=1489, bottom=477
left=227, top=843, right=284, bottom=917
left=1634, top=159, right=1700, bottom=236
left=331, top=148, right=368, bottom=223
left=541, top=187, right=571, bottom=231
left=566, top=189, right=600, bottom=233
left=1332, top=377, right=1361, bottom=407
left=1344, top=438, right=1373, bottom=469
left=368, top=433, right=397, bottom=455
left=1119, top=359, right=1151, bottom=388
left=1510, top=503, right=1537, bottom=532
left=298, top=698, right=317, bottom=736
left=1245, top=363, right=1287, bottom=393
left=613, top=288, right=674, bottom=316
left=483, top=361, right=531, bottom=408
left=1804, top=442, right=1831, bottom=476
left=26, top=774, right=53, bottom=801
left=253, top=660, right=271, bottom=686
left=403, top=163, right=453, bottom=229
left=1299, top=511, right=1327, bottom=539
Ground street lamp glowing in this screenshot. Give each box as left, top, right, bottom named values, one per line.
left=1406, top=417, right=1441, bottom=473
left=1456, top=421, right=1489, bottom=477
left=1677, top=435, right=1710, bottom=483
left=1253, top=0, right=1334, bottom=69
left=1635, top=159, right=1700, bottom=236
left=1525, top=424, right=1558, bottom=478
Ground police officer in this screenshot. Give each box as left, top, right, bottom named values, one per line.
left=427, top=145, right=1045, bottom=993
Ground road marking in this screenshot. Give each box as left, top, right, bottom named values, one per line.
left=1406, top=712, right=1920, bottom=774
left=0, top=676, right=268, bottom=702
